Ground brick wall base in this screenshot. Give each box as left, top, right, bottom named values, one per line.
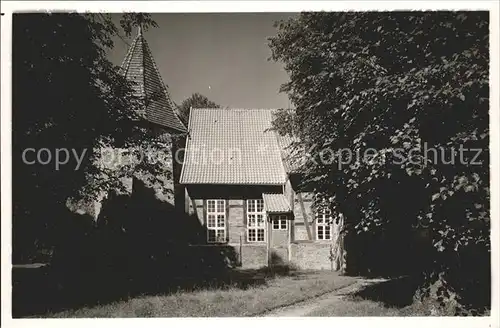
left=290, top=242, right=333, bottom=271
left=239, top=245, right=268, bottom=268
left=188, top=242, right=334, bottom=271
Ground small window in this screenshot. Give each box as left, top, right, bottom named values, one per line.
left=316, top=207, right=332, bottom=240
left=206, top=199, right=226, bottom=243
left=247, top=199, right=265, bottom=242
left=272, top=215, right=288, bottom=230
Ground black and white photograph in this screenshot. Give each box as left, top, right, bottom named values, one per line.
left=1, top=1, right=498, bottom=327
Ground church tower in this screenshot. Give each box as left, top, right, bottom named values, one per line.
left=119, top=26, right=186, bottom=133
left=119, top=26, right=187, bottom=210
left=68, top=26, right=187, bottom=219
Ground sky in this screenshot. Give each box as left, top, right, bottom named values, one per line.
left=107, top=13, right=295, bottom=109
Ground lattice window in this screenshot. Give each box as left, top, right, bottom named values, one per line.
left=247, top=199, right=265, bottom=242
left=206, top=199, right=226, bottom=243
left=316, top=207, right=332, bottom=240
left=272, top=215, right=288, bottom=230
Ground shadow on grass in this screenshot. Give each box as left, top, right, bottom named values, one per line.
left=350, top=276, right=421, bottom=308
left=12, top=179, right=300, bottom=318
left=12, top=264, right=299, bottom=318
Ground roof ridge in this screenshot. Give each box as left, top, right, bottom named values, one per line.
left=190, top=107, right=278, bottom=111
left=119, top=35, right=141, bottom=76
left=141, top=38, right=186, bottom=131
left=179, top=106, right=195, bottom=183
left=118, top=31, right=186, bottom=133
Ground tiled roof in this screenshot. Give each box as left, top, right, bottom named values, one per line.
left=120, top=29, right=186, bottom=133
left=270, top=109, right=304, bottom=174
left=275, top=131, right=303, bottom=174
left=263, top=193, right=292, bottom=213
left=180, top=108, right=288, bottom=185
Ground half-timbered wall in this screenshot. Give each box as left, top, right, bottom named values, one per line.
left=284, top=176, right=344, bottom=271
left=184, top=185, right=282, bottom=268
left=184, top=182, right=344, bottom=270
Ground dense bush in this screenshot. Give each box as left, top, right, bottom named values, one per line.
left=269, top=12, right=489, bottom=313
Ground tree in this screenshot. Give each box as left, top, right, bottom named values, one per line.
left=12, top=13, right=166, bottom=262
left=176, top=92, right=220, bottom=126
left=269, top=12, right=489, bottom=313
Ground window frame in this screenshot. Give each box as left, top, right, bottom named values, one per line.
left=272, top=214, right=288, bottom=230
left=206, top=199, right=226, bottom=243
left=246, top=199, right=266, bottom=242
left=315, top=206, right=332, bottom=241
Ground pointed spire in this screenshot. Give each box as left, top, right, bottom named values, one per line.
left=119, top=28, right=187, bottom=133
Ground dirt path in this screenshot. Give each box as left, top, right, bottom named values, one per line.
left=262, top=278, right=388, bottom=317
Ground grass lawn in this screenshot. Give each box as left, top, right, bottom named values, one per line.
left=307, top=276, right=491, bottom=317
left=307, top=293, right=482, bottom=316
left=308, top=295, right=421, bottom=316
left=46, top=270, right=357, bottom=317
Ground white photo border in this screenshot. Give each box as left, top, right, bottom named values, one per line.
left=1, top=2, right=498, bottom=328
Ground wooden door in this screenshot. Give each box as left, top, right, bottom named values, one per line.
left=269, top=214, right=290, bottom=265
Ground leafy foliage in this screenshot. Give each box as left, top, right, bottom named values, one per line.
left=269, top=12, right=489, bottom=312
left=176, top=92, right=221, bottom=126
left=12, top=13, right=167, bottom=261
left=119, top=13, right=159, bottom=37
